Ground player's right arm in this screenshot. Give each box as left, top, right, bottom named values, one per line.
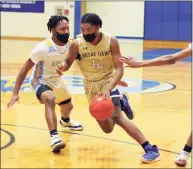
left=7, top=44, right=45, bottom=108
left=6, top=59, right=35, bottom=108
left=56, top=40, right=79, bottom=74
left=119, top=47, right=192, bottom=68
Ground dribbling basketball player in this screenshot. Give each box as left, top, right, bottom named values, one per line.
left=57, top=13, right=161, bottom=163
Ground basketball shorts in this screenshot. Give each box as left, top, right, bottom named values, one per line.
left=84, top=76, right=122, bottom=107
left=31, top=77, right=71, bottom=105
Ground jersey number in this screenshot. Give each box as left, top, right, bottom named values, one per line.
left=91, top=59, right=104, bottom=68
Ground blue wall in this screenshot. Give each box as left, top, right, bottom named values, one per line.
left=144, top=1, right=192, bottom=41
left=74, top=1, right=81, bottom=39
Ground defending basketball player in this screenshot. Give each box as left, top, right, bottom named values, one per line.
left=119, top=44, right=192, bottom=166
left=6, top=16, right=83, bottom=153
left=57, top=13, right=160, bottom=163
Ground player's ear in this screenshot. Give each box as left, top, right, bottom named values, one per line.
left=51, top=28, right=56, bottom=34
left=96, top=25, right=100, bottom=31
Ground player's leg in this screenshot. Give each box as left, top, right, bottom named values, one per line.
left=96, top=93, right=160, bottom=164
left=113, top=101, right=160, bottom=163
left=86, top=78, right=160, bottom=163
left=96, top=95, right=133, bottom=134
left=54, top=84, right=83, bottom=131
left=96, top=90, right=132, bottom=133
left=58, top=99, right=83, bottom=131
left=86, top=79, right=132, bottom=133
left=85, top=78, right=118, bottom=133
left=120, top=93, right=134, bottom=120
left=101, top=88, right=160, bottom=163
left=186, top=132, right=192, bottom=148
left=36, top=84, right=65, bottom=153
left=86, top=91, right=116, bottom=133
left=117, top=81, right=134, bottom=120
left=96, top=94, right=136, bottom=136
left=94, top=84, right=132, bottom=133
left=96, top=96, right=120, bottom=133
left=175, top=132, right=192, bottom=166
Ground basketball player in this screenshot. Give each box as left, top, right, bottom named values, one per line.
left=57, top=13, right=160, bottom=163
left=119, top=44, right=192, bottom=166
left=6, top=16, right=83, bottom=153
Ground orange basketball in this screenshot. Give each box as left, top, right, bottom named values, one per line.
left=89, top=95, right=114, bottom=121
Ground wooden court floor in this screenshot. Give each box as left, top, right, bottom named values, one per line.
left=1, top=62, right=192, bottom=168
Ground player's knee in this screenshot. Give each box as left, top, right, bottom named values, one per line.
left=67, top=102, right=73, bottom=111
left=103, top=128, right=113, bottom=134
left=102, top=127, right=113, bottom=134
left=69, top=105, right=73, bottom=111
left=43, top=95, right=55, bottom=106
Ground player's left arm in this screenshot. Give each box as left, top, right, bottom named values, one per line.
left=56, top=40, right=79, bottom=75
left=106, top=36, right=124, bottom=91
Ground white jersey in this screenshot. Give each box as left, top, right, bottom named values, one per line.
left=29, top=38, right=70, bottom=91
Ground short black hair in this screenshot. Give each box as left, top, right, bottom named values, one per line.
left=47, top=15, right=69, bottom=32
left=81, top=13, right=102, bottom=28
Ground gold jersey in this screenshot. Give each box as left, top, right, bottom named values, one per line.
left=76, top=32, right=114, bottom=81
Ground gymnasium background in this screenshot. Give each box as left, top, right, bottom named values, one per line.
left=1, top=1, right=192, bottom=64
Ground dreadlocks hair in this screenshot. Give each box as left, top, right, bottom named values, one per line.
left=81, top=13, right=102, bottom=28
left=47, top=15, right=69, bottom=32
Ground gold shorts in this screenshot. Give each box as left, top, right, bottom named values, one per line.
left=84, top=76, right=114, bottom=102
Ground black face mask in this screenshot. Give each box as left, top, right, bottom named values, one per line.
left=56, top=33, right=69, bottom=44
left=83, top=33, right=96, bottom=42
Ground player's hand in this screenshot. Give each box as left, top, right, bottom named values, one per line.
left=56, top=61, right=68, bottom=75
left=56, top=66, right=64, bottom=75
left=117, top=80, right=128, bottom=87
left=119, top=56, right=141, bottom=68
left=101, top=89, right=110, bottom=98
left=7, top=94, right=19, bottom=109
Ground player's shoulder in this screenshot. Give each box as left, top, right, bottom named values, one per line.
left=33, top=38, right=50, bottom=52
left=101, top=31, right=116, bottom=43
left=39, top=38, right=50, bottom=46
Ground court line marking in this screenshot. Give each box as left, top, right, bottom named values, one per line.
left=1, top=123, right=179, bottom=155
left=0, top=128, right=15, bottom=150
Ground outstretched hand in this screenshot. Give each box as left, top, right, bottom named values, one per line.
left=119, top=56, right=141, bottom=68
left=7, top=94, right=19, bottom=109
